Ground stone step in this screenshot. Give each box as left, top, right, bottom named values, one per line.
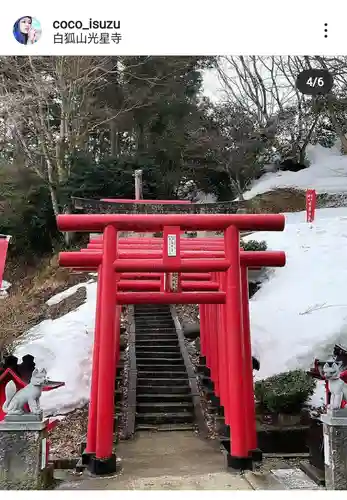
left=135, top=318, right=172, bottom=323
left=136, top=336, right=177, bottom=342
left=136, top=327, right=177, bottom=333
left=135, top=323, right=175, bottom=329
left=135, top=312, right=171, bottom=317
left=264, top=469, right=320, bottom=490
left=137, top=384, right=190, bottom=394
left=135, top=332, right=178, bottom=344
left=135, top=318, right=173, bottom=324
left=137, top=401, right=193, bottom=413
left=135, top=306, right=171, bottom=312
left=137, top=364, right=186, bottom=373
left=136, top=339, right=179, bottom=346
left=137, top=393, right=192, bottom=403
left=136, top=423, right=196, bottom=432
left=135, top=331, right=177, bottom=337
left=137, top=377, right=190, bottom=387
left=135, top=344, right=181, bottom=351
left=136, top=411, right=194, bottom=425
left=136, top=357, right=184, bottom=365
left=135, top=319, right=175, bottom=324
left=135, top=350, right=181, bottom=358
left=136, top=354, right=182, bottom=361
left=137, top=370, right=188, bottom=379
left=135, top=313, right=173, bottom=317
left=135, top=315, right=174, bottom=320
left=135, top=312, right=173, bottom=318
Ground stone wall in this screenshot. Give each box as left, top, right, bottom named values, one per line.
left=72, top=197, right=242, bottom=215
left=317, top=193, right=347, bottom=209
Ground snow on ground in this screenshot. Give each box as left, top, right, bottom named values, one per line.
left=0, top=280, right=11, bottom=299
left=246, top=207, right=347, bottom=407
left=1, top=280, right=11, bottom=290
left=243, top=142, right=347, bottom=200
left=14, top=280, right=97, bottom=416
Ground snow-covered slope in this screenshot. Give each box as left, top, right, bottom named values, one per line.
left=244, top=142, right=347, bottom=200
left=246, top=207, right=347, bottom=407
left=14, top=281, right=97, bottom=416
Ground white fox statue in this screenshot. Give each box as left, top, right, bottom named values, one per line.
left=2, top=368, right=47, bottom=415
left=322, top=357, right=347, bottom=410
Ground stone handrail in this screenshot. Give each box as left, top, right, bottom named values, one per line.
left=72, top=197, right=242, bottom=215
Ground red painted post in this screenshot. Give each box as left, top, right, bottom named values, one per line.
left=205, top=303, right=211, bottom=371
left=219, top=270, right=230, bottom=425
left=208, top=301, right=215, bottom=389
left=211, top=272, right=219, bottom=396
left=96, top=224, right=118, bottom=460
left=215, top=273, right=222, bottom=400
left=115, top=304, right=121, bottom=366
left=85, top=266, right=102, bottom=454
left=240, top=265, right=257, bottom=454
left=199, top=304, right=206, bottom=357
left=224, top=225, right=248, bottom=460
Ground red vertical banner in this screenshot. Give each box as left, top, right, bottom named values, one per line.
left=0, top=236, right=9, bottom=288
left=306, top=189, right=316, bottom=223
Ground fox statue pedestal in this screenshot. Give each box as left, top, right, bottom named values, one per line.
left=307, top=346, right=347, bottom=488
left=321, top=409, right=347, bottom=490
left=0, top=414, right=52, bottom=489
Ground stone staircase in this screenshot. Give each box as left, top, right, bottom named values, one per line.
left=134, top=304, right=195, bottom=431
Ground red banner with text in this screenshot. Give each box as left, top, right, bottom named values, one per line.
left=306, top=189, right=316, bottom=223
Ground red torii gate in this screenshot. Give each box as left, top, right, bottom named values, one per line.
left=57, top=212, right=285, bottom=474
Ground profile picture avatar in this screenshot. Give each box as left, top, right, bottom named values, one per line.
left=13, top=16, right=42, bottom=45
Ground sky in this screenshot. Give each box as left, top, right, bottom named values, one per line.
left=202, top=68, right=223, bottom=101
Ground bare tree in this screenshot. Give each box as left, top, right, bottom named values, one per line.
left=216, top=56, right=295, bottom=127
left=215, top=56, right=347, bottom=163
left=0, top=56, right=168, bottom=222
left=190, top=101, right=266, bottom=199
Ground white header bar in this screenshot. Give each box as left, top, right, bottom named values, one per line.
left=1, top=0, right=346, bottom=55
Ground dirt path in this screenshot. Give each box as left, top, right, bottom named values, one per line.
left=58, top=431, right=251, bottom=490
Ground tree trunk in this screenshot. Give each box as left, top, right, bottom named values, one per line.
left=326, top=95, right=347, bottom=154
left=137, top=123, right=145, bottom=154
left=329, top=111, right=347, bottom=154
left=62, top=205, right=75, bottom=247
left=110, top=120, right=119, bottom=157
left=228, top=170, right=244, bottom=200
left=44, top=156, right=60, bottom=217
left=44, top=150, right=74, bottom=246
